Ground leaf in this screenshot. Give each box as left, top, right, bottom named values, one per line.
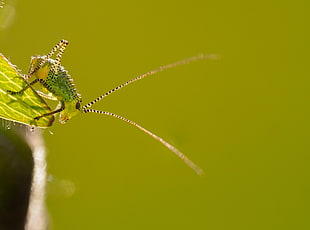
left=0, top=54, right=54, bottom=127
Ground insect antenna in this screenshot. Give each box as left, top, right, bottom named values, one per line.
left=83, top=54, right=218, bottom=109
left=82, top=54, right=218, bottom=175
left=82, top=108, right=204, bottom=175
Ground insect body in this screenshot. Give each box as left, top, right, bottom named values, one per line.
left=4, top=40, right=217, bottom=175
left=8, top=40, right=81, bottom=124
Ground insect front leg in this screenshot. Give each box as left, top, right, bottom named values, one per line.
left=7, top=79, right=46, bottom=95
left=34, top=101, right=65, bottom=120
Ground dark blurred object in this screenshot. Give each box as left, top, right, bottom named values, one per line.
left=0, top=126, right=34, bottom=230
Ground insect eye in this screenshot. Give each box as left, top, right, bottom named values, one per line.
left=75, top=102, right=81, bottom=110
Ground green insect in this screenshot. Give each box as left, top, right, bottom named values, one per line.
left=2, top=40, right=216, bottom=175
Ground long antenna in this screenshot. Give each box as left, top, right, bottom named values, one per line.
left=82, top=109, right=204, bottom=175
left=83, top=54, right=218, bottom=109
left=81, top=54, right=218, bottom=175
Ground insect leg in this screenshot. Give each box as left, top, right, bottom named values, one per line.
left=7, top=79, right=46, bottom=95
left=28, top=40, right=69, bottom=77
left=50, top=40, right=68, bottom=75
left=34, top=101, right=65, bottom=120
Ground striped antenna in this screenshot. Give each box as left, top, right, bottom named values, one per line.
left=82, top=109, right=204, bottom=175
left=83, top=54, right=218, bottom=109
left=82, top=54, right=217, bottom=175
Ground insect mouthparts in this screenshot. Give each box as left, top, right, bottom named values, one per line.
left=60, top=119, right=68, bottom=124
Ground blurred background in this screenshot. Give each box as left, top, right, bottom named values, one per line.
left=0, top=0, right=309, bottom=229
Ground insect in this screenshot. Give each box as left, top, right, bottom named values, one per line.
left=2, top=40, right=217, bottom=175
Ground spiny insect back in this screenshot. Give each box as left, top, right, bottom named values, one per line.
left=7, top=40, right=218, bottom=175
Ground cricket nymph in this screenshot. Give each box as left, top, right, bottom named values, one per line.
left=6, top=39, right=217, bottom=175
left=29, top=54, right=81, bottom=124
left=7, top=40, right=82, bottom=124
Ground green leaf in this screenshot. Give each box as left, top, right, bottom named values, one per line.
left=0, top=54, right=54, bottom=127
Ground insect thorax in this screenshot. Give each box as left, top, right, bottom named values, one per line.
left=29, top=56, right=81, bottom=103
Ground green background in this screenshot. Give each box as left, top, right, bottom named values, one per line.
left=1, top=0, right=309, bottom=229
